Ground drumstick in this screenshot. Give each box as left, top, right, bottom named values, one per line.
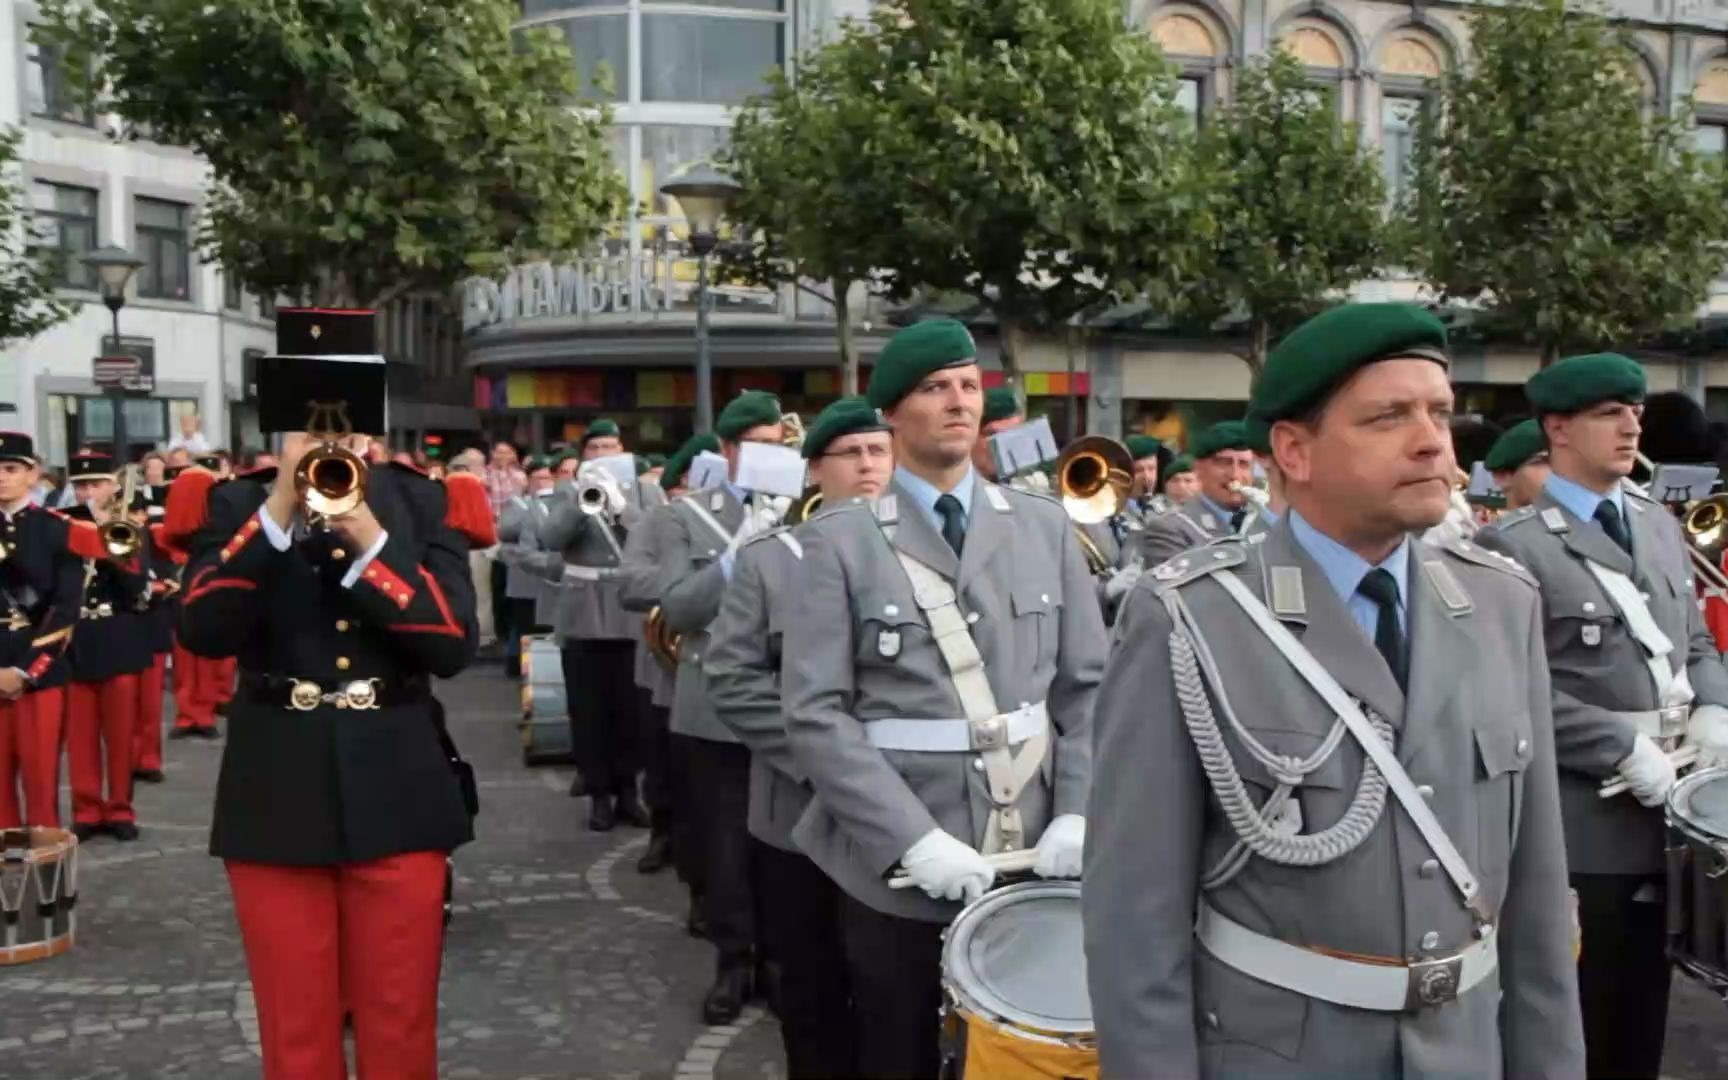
left=1599, top=745, right=1700, bottom=799
left=888, top=848, right=1041, bottom=890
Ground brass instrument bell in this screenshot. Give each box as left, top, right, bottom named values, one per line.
left=785, top=484, right=824, bottom=526
left=1685, top=494, right=1728, bottom=564
left=98, top=465, right=143, bottom=559
left=645, top=606, right=682, bottom=672
left=1056, top=436, right=1133, bottom=526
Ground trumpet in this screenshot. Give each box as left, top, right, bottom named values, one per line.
left=576, top=462, right=625, bottom=520
left=98, top=465, right=142, bottom=560
left=1056, top=436, right=1133, bottom=575
left=295, top=440, right=368, bottom=519
left=1229, top=481, right=1270, bottom=508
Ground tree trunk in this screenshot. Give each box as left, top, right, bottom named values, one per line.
left=1245, top=317, right=1270, bottom=388
left=1000, top=317, right=1026, bottom=409
left=833, top=277, right=858, bottom=397
left=1541, top=338, right=1561, bottom=368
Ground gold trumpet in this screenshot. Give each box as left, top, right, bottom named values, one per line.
left=1056, top=437, right=1133, bottom=575
left=645, top=606, right=682, bottom=672
left=294, top=402, right=369, bottom=519
left=785, top=484, right=824, bottom=526
left=98, top=465, right=142, bottom=559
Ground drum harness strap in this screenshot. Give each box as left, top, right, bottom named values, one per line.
left=868, top=493, right=1048, bottom=856
left=1162, top=553, right=1497, bottom=1011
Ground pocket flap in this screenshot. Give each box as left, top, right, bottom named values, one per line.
left=1010, top=581, right=1064, bottom=616
left=856, top=589, right=923, bottom=628
left=1474, top=723, right=1530, bottom=778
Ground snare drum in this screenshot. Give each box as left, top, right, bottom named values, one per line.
left=0, top=827, right=78, bottom=965
left=519, top=634, right=574, bottom=766
left=940, top=880, right=1096, bottom=1079
left=1667, top=766, right=1728, bottom=993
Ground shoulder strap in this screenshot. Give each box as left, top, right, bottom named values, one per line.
left=1579, top=557, right=1688, bottom=706
left=679, top=496, right=736, bottom=548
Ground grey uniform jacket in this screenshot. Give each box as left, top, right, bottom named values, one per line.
left=1085, top=521, right=1582, bottom=1079
left=659, top=488, right=748, bottom=744
left=706, top=525, right=811, bottom=850
left=541, top=478, right=664, bottom=642
left=619, top=501, right=679, bottom=707
left=1141, top=499, right=1270, bottom=566
left=497, top=494, right=555, bottom=603
left=1477, top=484, right=1728, bottom=874
left=782, top=478, right=1107, bottom=922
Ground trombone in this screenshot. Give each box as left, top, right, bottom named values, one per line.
left=98, top=465, right=143, bottom=560
left=1055, top=436, right=1133, bottom=575
left=1633, top=452, right=1728, bottom=598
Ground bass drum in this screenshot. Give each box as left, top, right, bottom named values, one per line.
left=519, top=634, right=575, bottom=767
left=1668, top=766, right=1728, bottom=994
left=940, top=880, right=1096, bottom=1079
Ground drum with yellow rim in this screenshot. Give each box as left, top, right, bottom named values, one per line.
left=940, top=879, right=1096, bottom=1079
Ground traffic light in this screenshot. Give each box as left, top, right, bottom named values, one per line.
left=423, top=433, right=444, bottom=459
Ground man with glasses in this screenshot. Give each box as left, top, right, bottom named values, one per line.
left=708, top=395, right=893, bottom=1078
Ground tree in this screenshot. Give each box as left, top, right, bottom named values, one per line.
left=0, top=127, right=77, bottom=345
left=1181, top=49, right=1388, bottom=377
left=41, top=0, right=628, bottom=308
left=739, top=0, right=1210, bottom=386
left=1405, top=0, right=1728, bottom=364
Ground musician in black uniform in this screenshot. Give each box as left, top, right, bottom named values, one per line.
left=0, top=432, right=85, bottom=829
left=62, top=451, right=153, bottom=842
left=178, top=309, right=477, bottom=1080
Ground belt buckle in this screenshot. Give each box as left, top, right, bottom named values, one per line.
left=341, top=679, right=380, bottom=710
left=970, top=715, right=1007, bottom=752
left=288, top=680, right=324, bottom=711
left=1405, top=954, right=1464, bottom=1010
left=1659, top=706, right=1690, bottom=740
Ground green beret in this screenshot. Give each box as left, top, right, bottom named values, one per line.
left=1484, top=418, right=1547, bottom=472
left=802, top=395, right=889, bottom=460
left=1245, top=422, right=1271, bottom=455
left=1526, top=353, right=1646, bottom=414
left=634, top=456, right=652, bottom=476
left=866, top=319, right=978, bottom=410
left=1125, top=435, right=1163, bottom=462
left=583, top=418, right=620, bottom=442
left=661, top=433, right=721, bottom=491
left=525, top=455, right=553, bottom=472
left=1165, top=454, right=1194, bottom=479
left=1251, top=303, right=1449, bottom=427
left=982, top=387, right=1020, bottom=425
left=646, top=453, right=667, bottom=468
left=1190, top=420, right=1252, bottom=460
left=716, top=390, right=783, bottom=441
left=553, top=448, right=583, bottom=470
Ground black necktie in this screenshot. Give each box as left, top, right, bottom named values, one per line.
left=935, top=494, right=966, bottom=555
left=1230, top=509, right=1247, bottom=532
left=1594, top=500, right=1631, bottom=554
left=1357, top=568, right=1408, bottom=692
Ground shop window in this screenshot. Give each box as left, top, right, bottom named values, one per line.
left=135, top=196, right=192, bottom=301
left=24, top=27, right=93, bottom=126
left=642, top=13, right=783, bottom=104
left=547, top=15, right=628, bottom=101
left=29, top=181, right=99, bottom=289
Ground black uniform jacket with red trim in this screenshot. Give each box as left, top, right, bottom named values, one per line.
left=179, top=464, right=477, bottom=866
left=143, top=523, right=180, bottom=655
left=0, top=503, right=86, bottom=692
left=61, top=506, right=154, bottom=683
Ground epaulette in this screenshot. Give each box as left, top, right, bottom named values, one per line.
left=54, top=508, right=104, bottom=560
left=162, top=467, right=222, bottom=547
left=440, top=470, right=498, bottom=548
left=1147, top=537, right=1247, bottom=594
left=741, top=524, right=803, bottom=560
left=807, top=497, right=872, bottom=524
left=1443, top=536, right=1536, bottom=584
left=1492, top=505, right=1541, bottom=531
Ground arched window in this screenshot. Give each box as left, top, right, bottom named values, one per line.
left=1149, top=5, right=1231, bottom=130
left=1275, top=17, right=1356, bottom=118
left=1695, top=57, right=1728, bottom=157
left=1377, top=27, right=1451, bottom=204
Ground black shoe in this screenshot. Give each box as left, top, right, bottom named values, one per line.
left=567, top=773, right=588, bottom=799
left=71, top=823, right=103, bottom=843
left=614, top=792, right=650, bottom=829
left=133, top=768, right=165, bottom=784
left=636, top=833, right=673, bottom=875
left=504, top=661, right=521, bottom=681
left=108, top=822, right=140, bottom=842
left=701, top=964, right=753, bottom=1026
left=196, top=725, right=222, bottom=741
left=168, top=726, right=197, bottom=741
left=755, top=961, right=781, bottom=1017
left=588, top=796, right=616, bottom=832
left=686, top=898, right=709, bottom=940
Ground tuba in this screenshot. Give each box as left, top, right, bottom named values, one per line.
left=785, top=484, right=824, bottom=526
left=1056, top=437, right=1133, bottom=575
left=98, top=465, right=143, bottom=560
left=293, top=401, right=369, bottom=520
left=645, top=606, right=682, bottom=672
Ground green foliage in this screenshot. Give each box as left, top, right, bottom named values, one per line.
left=0, top=127, right=77, bottom=345
left=737, top=0, right=1209, bottom=374
left=1183, top=49, right=1388, bottom=373
left=40, top=0, right=628, bottom=307
left=1405, top=0, right=1728, bottom=361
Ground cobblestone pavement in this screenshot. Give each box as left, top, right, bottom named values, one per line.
left=0, top=664, right=1723, bottom=1078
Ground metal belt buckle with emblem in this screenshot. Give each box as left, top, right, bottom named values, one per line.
left=341, top=679, right=381, bottom=710
left=969, top=714, right=1008, bottom=751
left=1405, top=954, right=1464, bottom=1010
left=289, top=680, right=324, bottom=711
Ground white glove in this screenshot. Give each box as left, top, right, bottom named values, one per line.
left=1103, top=564, right=1142, bottom=601
left=1616, top=734, right=1678, bottom=807
left=1034, top=814, right=1086, bottom=879
left=900, top=828, right=995, bottom=903
left=604, top=478, right=628, bottom=517
left=1687, top=704, right=1728, bottom=769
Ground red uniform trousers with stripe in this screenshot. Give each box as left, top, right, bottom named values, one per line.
left=227, top=852, right=447, bottom=1080
left=0, top=688, right=64, bottom=828
left=67, top=676, right=137, bottom=826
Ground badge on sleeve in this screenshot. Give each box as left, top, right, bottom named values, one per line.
left=877, top=628, right=902, bottom=659
left=1582, top=625, right=1602, bottom=647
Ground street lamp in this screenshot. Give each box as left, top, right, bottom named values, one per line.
left=82, top=245, right=145, bottom=464
left=659, top=165, right=740, bottom=433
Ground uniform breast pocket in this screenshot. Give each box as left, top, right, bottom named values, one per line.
left=1549, top=592, right=1619, bottom=657
left=1473, top=718, right=1531, bottom=903
left=1009, top=580, right=1063, bottom=671
left=854, top=590, right=925, bottom=669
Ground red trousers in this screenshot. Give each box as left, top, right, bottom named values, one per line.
left=227, top=853, right=447, bottom=1080
left=0, top=688, right=64, bottom=828
left=135, top=654, right=167, bottom=772
left=68, top=676, right=138, bottom=826
left=171, top=642, right=230, bottom=730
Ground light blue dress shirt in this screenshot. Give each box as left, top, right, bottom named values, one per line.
left=895, top=465, right=976, bottom=536
left=1196, top=494, right=1240, bottom=530
left=1543, top=472, right=1625, bottom=527
left=1287, top=509, right=1411, bottom=640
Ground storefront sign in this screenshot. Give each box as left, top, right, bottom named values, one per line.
left=461, top=256, right=677, bottom=332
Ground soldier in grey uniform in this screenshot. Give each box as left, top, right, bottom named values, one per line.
left=782, top=319, right=1105, bottom=1077
left=1476, top=353, right=1728, bottom=1079
left=1087, top=302, right=1583, bottom=1078
left=658, top=391, right=788, bottom=1024
left=1164, top=452, right=1201, bottom=504
left=1140, top=420, right=1269, bottom=565
left=540, top=420, right=659, bottom=832
left=707, top=395, right=893, bottom=1079
left=496, top=457, right=556, bottom=649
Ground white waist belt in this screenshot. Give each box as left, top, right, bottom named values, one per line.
left=865, top=702, right=1049, bottom=753
left=562, top=564, right=618, bottom=583
left=1613, top=705, right=1689, bottom=741
left=1196, top=901, right=1498, bottom=1012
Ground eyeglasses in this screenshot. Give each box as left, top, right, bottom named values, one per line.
left=822, top=445, right=892, bottom=463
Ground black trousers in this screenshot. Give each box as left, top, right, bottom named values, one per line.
left=489, top=560, right=511, bottom=652
left=638, top=699, right=674, bottom=840
left=757, top=841, right=855, bottom=1079
left=839, top=893, right=944, bottom=1079
left=505, top=597, right=544, bottom=673
left=559, top=639, right=639, bottom=798
left=679, top=736, right=757, bottom=967
left=1574, top=872, right=1671, bottom=1079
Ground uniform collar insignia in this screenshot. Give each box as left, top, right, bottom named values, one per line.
left=1540, top=507, right=1568, bottom=533
left=1198, top=512, right=1217, bottom=531
left=983, top=484, right=1011, bottom=513
left=709, top=491, right=725, bottom=513
left=1269, top=564, right=1306, bottom=618
left=875, top=494, right=899, bottom=524
left=1422, top=558, right=1473, bottom=615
